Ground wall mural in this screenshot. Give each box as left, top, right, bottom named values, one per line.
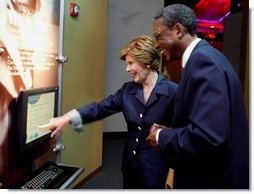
left=0, top=0, right=60, bottom=187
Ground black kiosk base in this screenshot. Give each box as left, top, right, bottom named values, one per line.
left=16, top=161, right=84, bottom=189
left=13, top=87, right=84, bottom=189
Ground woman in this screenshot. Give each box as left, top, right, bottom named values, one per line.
left=44, top=35, right=178, bottom=189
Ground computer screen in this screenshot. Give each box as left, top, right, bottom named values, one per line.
left=16, top=86, right=58, bottom=155
left=26, top=90, right=56, bottom=143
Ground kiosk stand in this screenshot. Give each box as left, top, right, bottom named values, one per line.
left=17, top=1, right=84, bottom=189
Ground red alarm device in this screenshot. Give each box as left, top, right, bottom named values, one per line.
left=70, top=3, right=80, bottom=17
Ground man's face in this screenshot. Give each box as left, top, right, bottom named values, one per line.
left=152, top=17, right=179, bottom=62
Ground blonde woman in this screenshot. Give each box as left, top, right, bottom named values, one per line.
left=45, top=35, right=177, bottom=189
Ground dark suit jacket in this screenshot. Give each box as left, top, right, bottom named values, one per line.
left=159, top=40, right=249, bottom=189
left=78, top=73, right=178, bottom=188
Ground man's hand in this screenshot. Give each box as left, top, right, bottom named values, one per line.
left=146, top=123, right=162, bottom=149
left=146, top=123, right=169, bottom=149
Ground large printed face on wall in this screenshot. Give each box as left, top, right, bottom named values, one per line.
left=0, top=0, right=60, bottom=180
left=0, top=0, right=59, bottom=97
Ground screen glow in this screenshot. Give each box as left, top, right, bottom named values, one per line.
left=26, top=92, right=55, bottom=144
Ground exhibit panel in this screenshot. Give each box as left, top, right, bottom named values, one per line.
left=0, top=0, right=84, bottom=188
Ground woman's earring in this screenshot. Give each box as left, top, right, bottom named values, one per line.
left=147, top=65, right=150, bottom=68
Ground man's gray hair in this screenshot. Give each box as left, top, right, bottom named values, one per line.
left=155, top=4, right=197, bottom=36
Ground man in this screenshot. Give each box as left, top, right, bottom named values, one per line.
left=146, top=4, right=249, bottom=189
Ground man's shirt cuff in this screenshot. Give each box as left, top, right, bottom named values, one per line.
left=155, top=128, right=162, bottom=144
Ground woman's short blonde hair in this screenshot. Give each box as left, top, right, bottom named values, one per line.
left=120, top=35, right=160, bottom=71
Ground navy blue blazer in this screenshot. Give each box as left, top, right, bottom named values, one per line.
left=78, top=73, right=178, bottom=188
left=159, top=40, right=249, bottom=189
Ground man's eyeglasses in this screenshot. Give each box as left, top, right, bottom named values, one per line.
left=153, top=26, right=174, bottom=41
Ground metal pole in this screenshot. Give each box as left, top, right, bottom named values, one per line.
left=56, top=0, right=65, bottom=164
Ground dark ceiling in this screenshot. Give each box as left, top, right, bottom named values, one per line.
left=164, top=0, right=242, bottom=34
left=194, top=0, right=230, bottom=21
left=165, top=0, right=230, bottom=20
